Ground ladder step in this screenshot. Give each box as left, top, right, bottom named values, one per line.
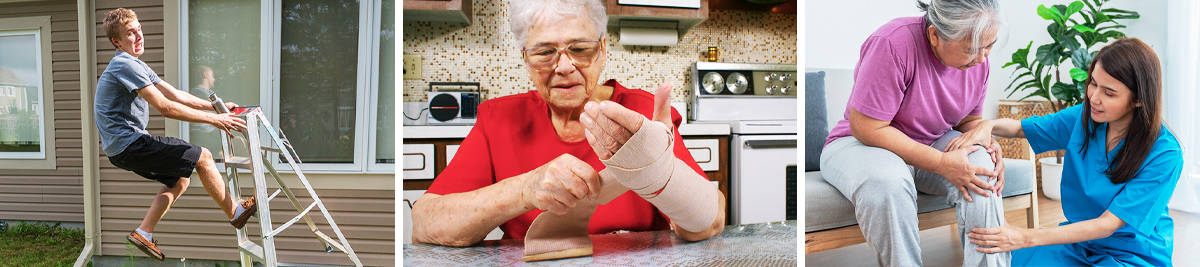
left=267, top=189, right=282, bottom=202
left=226, top=156, right=252, bottom=169
left=238, top=240, right=265, bottom=261
left=268, top=201, right=320, bottom=238
left=261, top=146, right=281, bottom=153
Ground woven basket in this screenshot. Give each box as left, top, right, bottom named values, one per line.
left=997, top=100, right=1061, bottom=160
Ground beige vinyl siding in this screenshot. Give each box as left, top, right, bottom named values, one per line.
left=92, top=1, right=394, bottom=265
left=0, top=0, right=83, bottom=223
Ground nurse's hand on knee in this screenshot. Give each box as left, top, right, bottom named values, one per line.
left=969, top=224, right=1030, bottom=253
left=936, top=146, right=997, bottom=202
left=948, top=125, right=996, bottom=152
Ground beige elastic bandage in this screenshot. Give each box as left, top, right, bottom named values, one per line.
left=599, top=118, right=718, bottom=232
left=522, top=175, right=627, bottom=262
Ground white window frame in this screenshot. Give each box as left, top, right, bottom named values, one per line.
left=0, top=16, right=55, bottom=170
left=179, top=0, right=393, bottom=173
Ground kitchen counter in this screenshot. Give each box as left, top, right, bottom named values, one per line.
left=403, top=221, right=797, bottom=266
left=403, top=122, right=731, bottom=139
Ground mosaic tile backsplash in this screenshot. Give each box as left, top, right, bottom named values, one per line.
left=402, top=0, right=797, bottom=103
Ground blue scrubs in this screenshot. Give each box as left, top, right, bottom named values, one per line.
left=1015, top=105, right=1183, bottom=266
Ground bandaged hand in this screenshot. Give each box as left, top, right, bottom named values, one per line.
left=579, top=82, right=718, bottom=232
left=580, top=82, right=675, bottom=160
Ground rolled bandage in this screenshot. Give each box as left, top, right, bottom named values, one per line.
left=523, top=176, right=629, bottom=262
left=600, top=118, right=719, bottom=232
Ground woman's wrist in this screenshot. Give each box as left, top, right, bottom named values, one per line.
left=1021, top=227, right=1040, bottom=248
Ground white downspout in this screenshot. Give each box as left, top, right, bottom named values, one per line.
left=73, top=0, right=99, bottom=265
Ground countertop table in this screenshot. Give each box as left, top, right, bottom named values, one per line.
left=403, top=221, right=797, bottom=266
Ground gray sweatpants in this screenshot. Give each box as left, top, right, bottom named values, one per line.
left=820, top=131, right=1009, bottom=267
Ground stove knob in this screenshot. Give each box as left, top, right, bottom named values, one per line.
left=765, top=85, right=775, bottom=95
left=779, top=73, right=792, bottom=83
left=781, top=86, right=792, bottom=95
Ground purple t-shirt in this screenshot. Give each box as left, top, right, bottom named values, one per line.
left=825, top=16, right=990, bottom=147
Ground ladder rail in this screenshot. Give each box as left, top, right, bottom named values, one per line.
left=244, top=112, right=280, bottom=266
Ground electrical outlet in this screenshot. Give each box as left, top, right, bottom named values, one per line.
left=403, top=54, right=423, bottom=80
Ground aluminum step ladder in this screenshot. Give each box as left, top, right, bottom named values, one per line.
left=218, top=106, right=363, bottom=267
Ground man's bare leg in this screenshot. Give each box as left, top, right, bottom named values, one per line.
left=195, top=147, right=235, bottom=219
left=137, top=177, right=189, bottom=233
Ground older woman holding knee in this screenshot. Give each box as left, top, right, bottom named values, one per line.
left=820, top=0, right=1008, bottom=266
left=411, top=0, right=725, bottom=247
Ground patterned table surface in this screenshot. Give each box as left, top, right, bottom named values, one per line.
left=403, top=220, right=797, bottom=266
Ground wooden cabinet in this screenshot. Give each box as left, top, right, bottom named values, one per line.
left=403, top=0, right=472, bottom=24
left=401, top=135, right=732, bottom=225
left=605, top=0, right=708, bottom=32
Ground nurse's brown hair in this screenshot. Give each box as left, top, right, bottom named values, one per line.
left=1080, top=37, right=1162, bottom=184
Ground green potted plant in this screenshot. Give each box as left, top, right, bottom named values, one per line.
left=1000, top=0, right=1138, bottom=200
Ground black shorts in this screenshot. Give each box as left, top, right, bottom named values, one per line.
left=109, top=135, right=203, bottom=188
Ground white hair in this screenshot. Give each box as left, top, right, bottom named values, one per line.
left=917, top=0, right=1000, bottom=53
left=508, top=0, right=608, bottom=48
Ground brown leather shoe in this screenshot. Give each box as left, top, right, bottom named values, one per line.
left=230, top=196, right=258, bottom=229
left=126, top=231, right=165, bottom=261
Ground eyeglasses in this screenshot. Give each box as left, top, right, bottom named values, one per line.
left=521, top=39, right=602, bottom=72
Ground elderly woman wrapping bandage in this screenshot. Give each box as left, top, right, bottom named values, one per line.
left=410, top=0, right=726, bottom=260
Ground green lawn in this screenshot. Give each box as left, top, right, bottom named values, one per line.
left=0, top=222, right=85, bottom=266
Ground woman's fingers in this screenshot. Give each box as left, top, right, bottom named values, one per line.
left=565, top=158, right=601, bottom=199
left=971, top=227, right=999, bottom=235
left=957, top=185, right=974, bottom=202
left=966, top=181, right=991, bottom=198
left=599, top=101, right=645, bottom=132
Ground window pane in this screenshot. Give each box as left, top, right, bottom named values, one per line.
left=187, top=0, right=261, bottom=160
left=375, top=0, right=395, bottom=164
left=280, top=0, right=359, bottom=163
left=0, top=33, right=43, bottom=154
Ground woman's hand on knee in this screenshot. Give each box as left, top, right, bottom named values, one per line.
left=936, top=146, right=996, bottom=202
left=969, top=224, right=1030, bottom=253
left=948, top=121, right=996, bottom=152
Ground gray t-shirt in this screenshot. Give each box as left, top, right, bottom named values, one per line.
left=94, top=51, right=162, bottom=156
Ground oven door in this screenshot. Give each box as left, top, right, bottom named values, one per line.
left=730, top=134, right=798, bottom=225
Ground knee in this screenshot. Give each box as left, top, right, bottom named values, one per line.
left=166, top=178, right=189, bottom=196
left=196, top=147, right=214, bottom=169
left=966, top=145, right=996, bottom=172
left=175, top=178, right=190, bottom=191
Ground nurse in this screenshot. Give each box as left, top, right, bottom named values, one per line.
left=966, top=38, right=1183, bottom=266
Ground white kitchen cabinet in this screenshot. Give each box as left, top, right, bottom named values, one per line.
left=403, top=144, right=435, bottom=179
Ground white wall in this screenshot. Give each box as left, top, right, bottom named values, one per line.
left=806, top=0, right=1166, bottom=121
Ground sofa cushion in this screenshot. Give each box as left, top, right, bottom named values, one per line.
left=804, top=158, right=1037, bottom=232
left=805, top=71, right=829, bottom=171
left=804, top=171, right=857, bottom=232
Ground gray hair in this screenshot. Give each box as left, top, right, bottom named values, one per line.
left=917, top=0, right=1000, bottom=54
left=508, top=0, right=608, bottom=48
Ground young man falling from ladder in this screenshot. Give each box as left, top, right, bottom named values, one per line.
left=95, top=8, right=257, bottom=261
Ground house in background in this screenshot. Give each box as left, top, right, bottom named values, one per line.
left=0, top=0, right=395, bottom=265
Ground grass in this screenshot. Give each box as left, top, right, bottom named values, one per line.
left=0, top=222, right=85, bottom=266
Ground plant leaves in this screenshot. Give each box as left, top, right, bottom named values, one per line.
left=1071, top=48, right=1092, bottom=70
left=1037, top=4, right=1061, bottom=21
left=1072, top=25, right=1096, bottom=33
left=1036, top=43, right=1059, bottom=66
left=1052, top=82, right=1080, bottom=103
left=1066, top=1, right=1085, bottom=17
left=1069, top=68, right=1089, bottom=82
